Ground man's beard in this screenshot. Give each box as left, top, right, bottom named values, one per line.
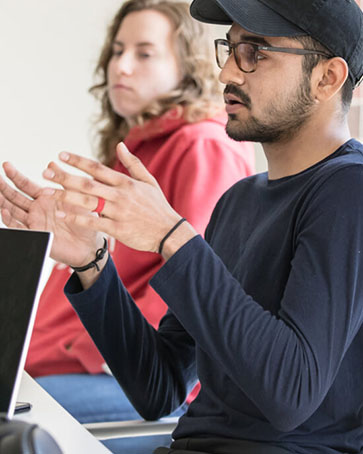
left=225, top=73, right=315, bottom=144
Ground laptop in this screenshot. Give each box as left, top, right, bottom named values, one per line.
left=0, top=227, right=52, bottom=419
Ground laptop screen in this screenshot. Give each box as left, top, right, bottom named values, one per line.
left=0, top=228, right=52, bottom=418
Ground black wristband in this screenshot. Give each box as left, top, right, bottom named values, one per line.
left=158, top=218, right=187, bottom=255
left=70, top=238, right=108, bottom=272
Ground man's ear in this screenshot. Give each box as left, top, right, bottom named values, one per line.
left=312, top=57, right=349, bottom=102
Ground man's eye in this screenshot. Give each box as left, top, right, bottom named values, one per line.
left=244, top=46, right=256, bottom=60
left=138, top=53, right=152, bottom=59
left=256, top=52, right=267, bottom=61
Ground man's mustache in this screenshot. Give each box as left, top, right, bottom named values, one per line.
left=224, top=85, right=251, bottom=110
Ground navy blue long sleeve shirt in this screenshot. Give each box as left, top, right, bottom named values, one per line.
left=66, top=139, right=363, bottom=453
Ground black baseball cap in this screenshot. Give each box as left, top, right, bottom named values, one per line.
left=190, top=0, right=363, bottom=87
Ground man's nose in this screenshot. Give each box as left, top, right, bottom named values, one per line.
left=219, top=55, right=246, bottom=87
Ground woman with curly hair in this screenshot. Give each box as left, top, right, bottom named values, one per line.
left=23, top=1, right=254, bottom=452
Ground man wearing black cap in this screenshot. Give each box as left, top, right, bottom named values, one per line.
left=2, top=0, right=362, bottom=453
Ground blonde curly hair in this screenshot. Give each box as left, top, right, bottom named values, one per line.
left=89, top=0, right=223, bottom=166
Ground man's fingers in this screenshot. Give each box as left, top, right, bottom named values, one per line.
left=44, top=187, right=115, bottom=216
left=0, top=208, right=26, bottom=230
left=116, top=142, right=158, bottom=186
left=57, top=152, right=125, bottom=187
left=5, top=202, right=28, bottom=225
left=3, top=162, right=42, bottom=199
left=55, top=209, right=115, bottom=237
left=43, top=162, right=104, bottom=194
left=0, top=192, right=29, bottom=225
left=0, top=175, right=32, bottom=212
left=43, top=146, right=158, bottom=203
left=42, top=171, right=121, bottom=216
left=43, top=160, right=129, bottom=199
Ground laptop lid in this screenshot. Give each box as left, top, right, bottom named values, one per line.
left=0, top=228, right=52, bottom=418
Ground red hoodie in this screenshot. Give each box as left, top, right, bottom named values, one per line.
left=26, top=110, right=255, bottom=377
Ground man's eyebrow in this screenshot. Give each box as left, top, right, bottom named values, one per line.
left=226, top=32, right=272, bottom=47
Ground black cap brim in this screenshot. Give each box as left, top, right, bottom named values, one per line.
left=190, top=0, right=306, bottom=37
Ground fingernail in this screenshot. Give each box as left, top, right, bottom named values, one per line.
left=59, top=152, right=70, bottom=161
left=55, top=210, right=66, bottom=218
left=42, top=188, right=55, bottom=195
left=120, top=142, right=130, bottom=153
left=43, top=169, right=55, bottom=179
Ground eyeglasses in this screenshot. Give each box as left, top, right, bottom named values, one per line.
left=214, top=38, right=332, bottom=73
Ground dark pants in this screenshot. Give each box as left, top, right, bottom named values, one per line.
left=154, top=438, right=291, bottom=454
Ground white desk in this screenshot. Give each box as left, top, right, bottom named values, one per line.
left=14, top=371, right=111, bottom=454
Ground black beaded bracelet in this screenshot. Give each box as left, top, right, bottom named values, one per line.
left=158, top=218, right=187, bottom=255
left=70, top=238, right=108, bottom=272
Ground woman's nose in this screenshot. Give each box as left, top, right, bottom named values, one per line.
left=113, top=52, right=134, bottom=76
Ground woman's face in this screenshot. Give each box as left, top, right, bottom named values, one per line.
left=107, top=9, right=182, bottom=120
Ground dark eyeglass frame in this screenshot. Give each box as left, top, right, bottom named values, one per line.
left=214, top=38, right=333, bottom=73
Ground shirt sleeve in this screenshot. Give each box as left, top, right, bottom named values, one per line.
left=151, top=165, right=363, bottom=431
left=65, top=256, right=197, bottom=420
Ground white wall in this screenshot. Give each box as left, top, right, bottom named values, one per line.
left=0, top=0, right=267, bottom=190
left=0, top=0, right=123, bottom=185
